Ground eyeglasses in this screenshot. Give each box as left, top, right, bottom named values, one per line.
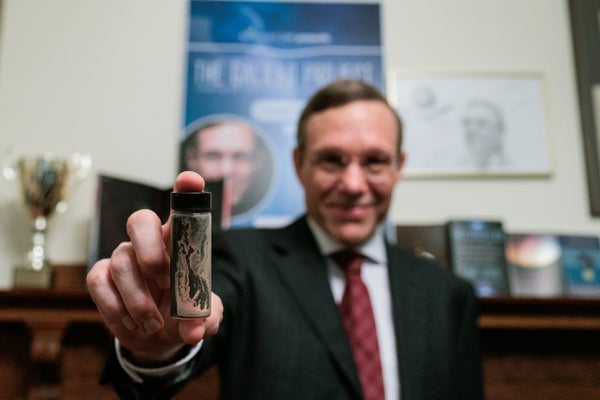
left=309, top=151, right=397, bottom=180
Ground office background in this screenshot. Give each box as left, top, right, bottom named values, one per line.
left=0, top=0, right=597, bottom=288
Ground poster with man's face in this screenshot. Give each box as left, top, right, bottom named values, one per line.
left=180, top=1, right=383, bottom=228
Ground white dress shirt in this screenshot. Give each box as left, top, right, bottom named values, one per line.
left=307, top=218, right=400, bottom=400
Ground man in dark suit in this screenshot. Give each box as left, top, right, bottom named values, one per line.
left=87, top=79, right=484, bottom=399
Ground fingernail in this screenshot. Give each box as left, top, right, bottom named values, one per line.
left=121, top=316, right=136, bottom=330
left=155, top=274, right=170, bottom=289
left=144, top=318, right=161, bottom=334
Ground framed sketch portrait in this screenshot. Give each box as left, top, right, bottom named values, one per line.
left=388, top=70, right=552, bottom=178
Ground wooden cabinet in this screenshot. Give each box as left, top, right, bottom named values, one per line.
left=2, top=284, right=599, bottom=399
left=0, top=284, right=217, bottom=400
left=479, top=296, right=600, bottom=329
left=0, top=288, right=114, bottom=399
left=479, top=297, right=600, bottom=400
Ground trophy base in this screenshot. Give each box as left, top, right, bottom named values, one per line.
left=13, top=267, right=54, bottom=289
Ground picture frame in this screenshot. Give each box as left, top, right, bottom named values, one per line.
left=387, top=70, right=552, bottom=178
left=569, top=0, right=600, bottom=216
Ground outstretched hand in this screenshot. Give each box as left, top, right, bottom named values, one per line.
left=87, top=171, right=223, bottom=365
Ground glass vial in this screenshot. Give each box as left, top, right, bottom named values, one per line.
left=170, top=191, right=211, bottom=318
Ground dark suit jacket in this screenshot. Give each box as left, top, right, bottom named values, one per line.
left=105, top=217, right=484, bottom=400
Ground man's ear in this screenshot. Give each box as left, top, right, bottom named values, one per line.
left=393, top=150, right=407, bottom=182
left=292, top=148, right=303, bottom=180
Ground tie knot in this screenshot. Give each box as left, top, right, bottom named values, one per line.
left=331, top=250, right=363, bottom=275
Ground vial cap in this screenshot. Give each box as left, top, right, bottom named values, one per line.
left=170, top=191, right=211, bottom=212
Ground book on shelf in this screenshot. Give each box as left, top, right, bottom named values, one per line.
left=446, top=219, right=510, bottom=297
left=558, top=234, right=600, bottom=297
left=505, top=233, right=563, bottom=297
left=88, top=174, right=224, bottom=266
left=395, top=224, right=450, bottom=268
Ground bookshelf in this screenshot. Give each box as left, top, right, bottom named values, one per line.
left=396, top=222, right=600, bottom=399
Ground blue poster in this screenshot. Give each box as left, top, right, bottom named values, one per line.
left=180, top=0, right=383, bottom=227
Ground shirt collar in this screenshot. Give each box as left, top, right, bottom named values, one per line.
left=306, top=216, right=387, bottom=264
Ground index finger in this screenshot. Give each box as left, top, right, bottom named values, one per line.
left=174, top=171, right=205, bottom=193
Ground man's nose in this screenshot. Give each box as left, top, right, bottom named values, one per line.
left=338, top=160, right=368, bottom=193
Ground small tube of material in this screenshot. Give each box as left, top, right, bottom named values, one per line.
left=170, top=191, right=211, bottom=318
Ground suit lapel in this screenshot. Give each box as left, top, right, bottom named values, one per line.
left=387, top=245, right=429, bottom=400
left=266, top=219, right=431, bottom=398
left=267, top=218, right=362, bottom=397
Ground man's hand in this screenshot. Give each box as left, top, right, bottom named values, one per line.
left=87, top=171, right=223, bottom=366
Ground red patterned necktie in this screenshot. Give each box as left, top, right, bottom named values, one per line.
left=333, top=250, right=385, bottom=400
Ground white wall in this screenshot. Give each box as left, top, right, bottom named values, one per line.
left=0, top=0, right=597, bottom=288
